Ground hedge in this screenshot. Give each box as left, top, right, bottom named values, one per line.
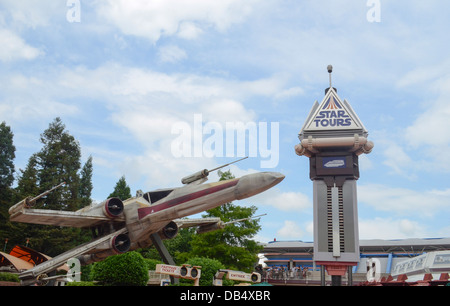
left=90, top=251, right=149, bottom=286
left=0, top=272, right=20, bottom=283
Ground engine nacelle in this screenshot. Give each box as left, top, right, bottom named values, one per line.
left=77, top=233, right=131, bottom=265
left=102, top=197, right=124, bottom=218
left=158, top=221, right=179, bottom=240
left=111, top=233, right=131, bottom=253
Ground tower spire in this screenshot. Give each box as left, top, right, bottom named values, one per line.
left=327, top=65, right=333, bottom=88
left=325, top=65, right=336, bottom=94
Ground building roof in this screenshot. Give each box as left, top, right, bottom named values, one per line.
left=0, top=245, right=68, bottom=273
left=262, top=238, right=450, bottom=254
left=0, top=251, right=34, bottom=271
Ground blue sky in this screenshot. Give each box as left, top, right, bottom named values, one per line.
left=1, top=0, right=450, bottom=243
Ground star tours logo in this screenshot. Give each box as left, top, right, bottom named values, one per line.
left=312, top=96, right=352, bottom=128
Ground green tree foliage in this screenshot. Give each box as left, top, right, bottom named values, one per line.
left=15, top=155, right=40, bottom=197
left=91, top=251, right=149, bottom=286
left=79, top=155, right=93, bottom=208
left=183, top=257, right=233, bottom=286
left=4, top=155, right=39, bottom=248
left=0, top=122, right=16, bottom=250
left=143, top=258, right=163, bottom=270
left=0, top=121, right=15, bottom=188
left=35, top=117, right=81, bottom=211
left=0, top=272, right=20, bottom=283
left=108, top=175, right=131, bottom=200
left=6, top=118, right=92, bottom=255
left=139, top=226, right=196, bottom=264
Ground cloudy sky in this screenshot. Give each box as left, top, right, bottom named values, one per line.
left=1, top=0, right=450, bottom=243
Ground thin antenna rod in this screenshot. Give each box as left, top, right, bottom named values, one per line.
left=327, top=65, right=333, bottom=88
left=208, top=156, right=248, bottom=172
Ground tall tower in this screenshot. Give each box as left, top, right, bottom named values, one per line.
left=295, top=66, right=374, bottom=285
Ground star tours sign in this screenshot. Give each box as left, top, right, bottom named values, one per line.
left=301, top=87, right=366, bottom=134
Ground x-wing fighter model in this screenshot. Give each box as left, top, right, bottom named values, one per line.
left=9, top=158, right=284, bottom=285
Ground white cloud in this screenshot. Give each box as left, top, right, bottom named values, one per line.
left=0, top=73, right=78, bottom=125
left=252, top=188, right=311, bottom=212
left=359, top=218, right=427, bottom=240
left=393, top=63, right=450, bottom=173
left=177, top=22, right=204, bottom=40
left=201, top=99, right=256, bottom=124
left=380, top=139, right=416, bottom=179
left=2, top=62, right=293, bottom=190
left=396, top=61, right=450, bottom=149
left=274, top=86, right=304, bottom=100
left=107, top=66, right=285, bottom=106
left=118, top=150, right=217, bottom=188
left=404, top=87, right=450, bottom=149
left=358, top=154, right=373, bottom=171
left=97, top=0, right=260, bottom=42
left=396, top=59, right=450, bottom=89
left=359, top=184, right=450, bottom=217
left=158, top=45, right=187, bottom=63
left=0, top=29, right=42, bottom=61
left=277, top=220, right=304, bottom=239
left=305, top=221, right=314, bottom=239
left=0, top=0, right=64, bottom=28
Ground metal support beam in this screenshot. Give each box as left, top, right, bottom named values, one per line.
left=347, top=265, right=353, bottom=286
left=150, top=233, right=179, bottom=285
left=320, top=265, right=325, bottom=286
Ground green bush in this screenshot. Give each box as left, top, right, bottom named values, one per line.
left=80, top=264, right=94, bottom=281
left=0, top=272, right=20, bottom=283
left=65, top=281, right=97, bottom=286
left=91, top=251, right=149, bottom=286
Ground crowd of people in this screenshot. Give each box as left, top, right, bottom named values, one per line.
left=259, top=265, right=312, bottom=281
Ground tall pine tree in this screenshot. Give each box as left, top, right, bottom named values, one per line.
left=11, top=118, right=91, bottom=255
left=15, top=155, right=40, bottom=197
left=79, top=155, right=93, bottom=208
left=0, top=121, right=15, bottom=188
left=0, top=122, right=16, bottom=251
left=35, top=117, right=81, bottom=211
left=108, top=176, right=132, bottom=200
left=6, top=155, right=40, bottom=249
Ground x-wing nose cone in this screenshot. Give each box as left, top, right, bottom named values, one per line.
left=235, top=172, right=285, bottom=200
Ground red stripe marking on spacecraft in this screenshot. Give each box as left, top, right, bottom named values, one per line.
left=138, top=179, right=239, bottom=219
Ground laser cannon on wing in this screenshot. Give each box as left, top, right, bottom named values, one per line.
left=8, top=182, right=66, bottom=216
left=181, top=157, right=248, bottom=185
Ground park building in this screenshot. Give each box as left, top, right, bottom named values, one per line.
left=261, top=237, right=450, bottom=286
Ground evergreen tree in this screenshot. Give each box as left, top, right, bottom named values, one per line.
left=108, top=176, right=131, bottom=200
left=0, top=121, right=15, bottom=188
left=35, top=117, right=81, bottom=211
left=10, top=118, right=90, bottom=256
left=0, top=122, right=16, bottom=251
left=79, top=155, right=93, bottom=208
left=7, top=155, right=41, bottom=249
left=15, top=155, right=40, bottom=197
